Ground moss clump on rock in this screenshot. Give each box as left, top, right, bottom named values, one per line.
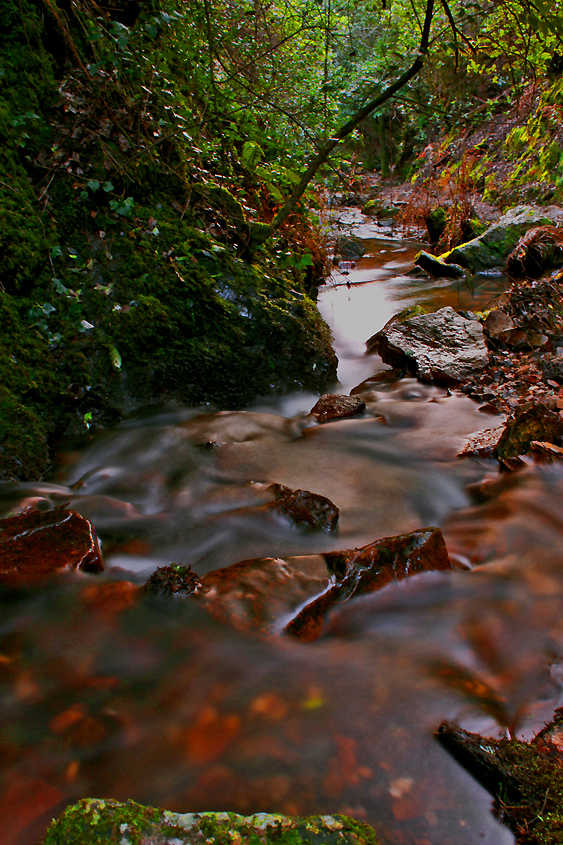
left=44, top=800, right=381, bottom=845
left=437, top=717, right=563, bottom=845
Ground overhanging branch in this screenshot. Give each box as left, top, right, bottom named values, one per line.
left=252, top=0, right=436, bottom=242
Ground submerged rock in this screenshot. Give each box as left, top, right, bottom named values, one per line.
left=309, top=393, right=366, bottom=423
left=0, top=507, right=104, bottom=586
left=196, top=554, right=331, bottom=634
left=443, top=205, right=557, bottom=272
left=268, top=483, right=339, bottom=532
left=371, top=306, right=488, bottom=383
left=44, top=800, right=381, bottom=845
left=285, top=527, right=452, bottom=642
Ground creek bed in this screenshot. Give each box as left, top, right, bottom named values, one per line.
left=2, top=215, right=561, bottom=845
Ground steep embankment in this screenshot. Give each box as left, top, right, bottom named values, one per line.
left=0, top=0, right=337, bottom=481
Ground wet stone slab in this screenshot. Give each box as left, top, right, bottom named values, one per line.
left=0, top=506, right=104, bottom=586
left=285, top=527, right=452, bottom=642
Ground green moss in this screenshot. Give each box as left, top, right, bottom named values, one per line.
left=45, top=801, right=381, bottom=845
left=0, top=0, right=337, bottom=480
left=483, top=735, right=563, bottom=844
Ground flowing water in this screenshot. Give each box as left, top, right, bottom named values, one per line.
left=3, top=214, right=563, bottom=845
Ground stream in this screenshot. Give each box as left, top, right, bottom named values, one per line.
left=3, top=212, right=563, bottom=845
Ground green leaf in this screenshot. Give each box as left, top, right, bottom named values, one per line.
left=109, top=345, right=122, bottom=370
left=51, top=246, right=63, bottom=259
left=103, top=181, right=114, bottom=192
left=53, top=278, right=68, bottom=294
left=242, top=141, right=264, bottom=170
left=296, top=253, right=314, bottom=269
left=42, top=302, right=55, bottom=315
left=87, top=180, right=100, bottom=192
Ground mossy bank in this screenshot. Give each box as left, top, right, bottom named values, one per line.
left=44, top=800, right=381, bottom=845
left=0, top=0, right=337, bottom=481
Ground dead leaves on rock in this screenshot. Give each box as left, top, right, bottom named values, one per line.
left=506, top=226, right=563, bottom=280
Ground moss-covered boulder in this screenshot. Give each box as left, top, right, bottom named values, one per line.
left=442, top=205, right=556, bottom=272
left=44, top=800, right=381, bottom=845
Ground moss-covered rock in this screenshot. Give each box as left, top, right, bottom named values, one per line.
left=443, top=205, right=555, bottom=272
left=44, top=800, right=381, bottom=845
left=437, top=717, right=563, bottom=845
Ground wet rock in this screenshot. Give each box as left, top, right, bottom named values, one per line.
left=530, top=440, right=563, bottom=460
left=458, top=426, right=505, bottom=458
left=196, top=554, right=331, bottom=634
left=144, top=563, right=202, bottom=597
left=494, top=403, right=563, bottom=465
left=542, top=356, right=563, bottom=384
left=350, top=370, right=404, bottom=395
left=0, top=507, right=104, bottom=586
left=285, top=527, right=452, bottom=642
left=268, top=483, right=339, bottom=532
left=443, top=205, right=554, bottom=272
left=483, top=309, right=548, bottom=350
left=44, top=800, right=382, bottom=845
left=506, top=225, right=563, bottom=279
left=371, top=306, right=489, bottom=383
left=414, top=250, right=465, bottom=278
left=335, top=235, right=365, bottom=259
left=437, top=716, right=563, bottom=844
left=483, top=309, right=516, bottom=341
left=309, top=393, right=366, bottom=423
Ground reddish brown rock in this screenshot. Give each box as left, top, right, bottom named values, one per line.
left=285, top=527, right=452, bottom=642
left=268, top=483, right=339, bottom=532
left=458, top=426, right=505, bottom=458
left=483, top=309, right=516, bottom=342
left=0, top=507, right=104, bottom=586
left=196, top=554, right=331, bottom=634
left=309, top=393, right=365, bottom=423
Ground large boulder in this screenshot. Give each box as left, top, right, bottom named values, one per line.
left=370, top=306, right=488, bottom=383
left=44, top=800, right=381, bottom=845
left=443, top=205, right=563, bottom=272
